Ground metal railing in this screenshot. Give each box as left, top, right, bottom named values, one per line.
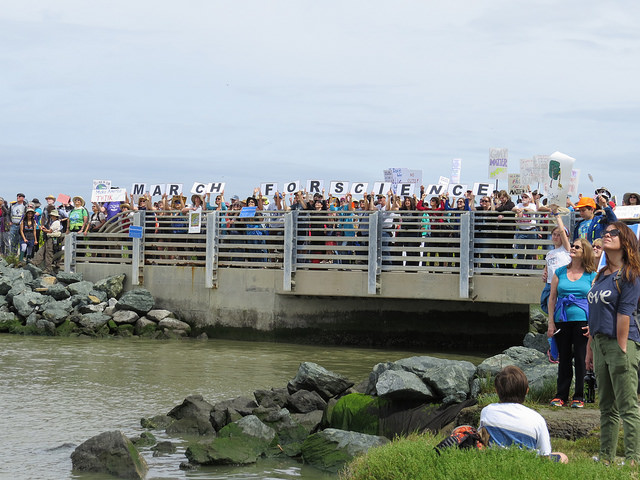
left=67, top=209, right=565, bottom=296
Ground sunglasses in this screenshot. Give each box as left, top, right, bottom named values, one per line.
left=593, top=245, right=602, bottom=250
left=570, top=244, right=582, bottom=250
left=604, top=229, right=620, bottom=237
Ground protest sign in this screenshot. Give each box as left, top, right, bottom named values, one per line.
left=508, top=174, right=528, bottom=195
left=489, top=148, right=508, bottom=180
left=329, top=181, right=349, bottom=196
left=451, top=159, right=462, bottom=184
left=447, top=184, right=468, bottom=197
left=93, top=180, right=111, bottom=191
left=238, top=206, right=257, bottom=218
left=568, top=169, right=580, bottom=197
left=612, top=206, right=640, bottom=220
left=190, top=182, right=225, bottom=195
left=519, top=159, right=535, bottom=186
left=372, top=182, right=393, bottom=196
left=545, top=151, right=575, bottom=206
left=132, top=183, right=183, bottom=197
left=306, top=180, right=324, bottom=194
left=92, top=188, right=126, bottom=203
left=533, top=155, right=549, bottom=186
left=57, top=194, right=71, bottom=205
left=188, top=211, right=202, bottom=233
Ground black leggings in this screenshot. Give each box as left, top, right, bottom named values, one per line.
left=555, top=321, right=588, bottom=402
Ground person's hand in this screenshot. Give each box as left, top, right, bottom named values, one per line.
left=542, top=269, right=548, bottom=283
left=585, top=347, right=593, bottom=371
left=547, top=322, right=556, bottom=338
left=582, top=325, right=590, bottom=337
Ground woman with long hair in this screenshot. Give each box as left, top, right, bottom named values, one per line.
left=586, top=221, right=640, bottom=465
left=19, top=208, right=37, bottom=260
left=547, top=237, right=596, bottom=408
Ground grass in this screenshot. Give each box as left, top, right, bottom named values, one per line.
left=341, top=433, right=639, bottom=480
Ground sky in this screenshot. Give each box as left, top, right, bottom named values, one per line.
left=1, top=0, right=639, bottom=204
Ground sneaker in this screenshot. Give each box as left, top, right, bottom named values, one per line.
left=571, top=400, right=585, bottom=408
left=550, top=398, right=564, bottom=407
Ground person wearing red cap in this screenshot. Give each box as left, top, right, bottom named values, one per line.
left=572, top=194, right=617, bottom=243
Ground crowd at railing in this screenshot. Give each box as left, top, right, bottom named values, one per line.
left=2, top=185, right=638, bottom=278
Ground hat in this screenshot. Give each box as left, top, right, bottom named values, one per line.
left=595, top=187, right=612, bottom=201
left=532, top=190, right=543, bottom=198
left=72, top=196, right=85, bottom=206
left=17, top=193, right=25, bottom=198
left=190, top=194, right=203, bottom=205
left=521, top=192, right=532, bottom=199
left=623, top=192, right=640, bottom=204
left=120, top=203, right=132, bottom=210
left=171, top=195, right=186, bottom=205
left=45, top=194, right=56, bottom=200
left=575, top=197, right=596, bottom=209
left=49, top=209, right=60, bottom=217
left=32, top=198, right=41, bottom=205
left=230, top=195, right=240, bottom=202
left=26, top=207, right=35, bottom=213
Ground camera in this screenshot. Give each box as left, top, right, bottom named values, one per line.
left=584, top=370, right=597, bottom=403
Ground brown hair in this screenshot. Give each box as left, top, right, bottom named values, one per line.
left=494, top=366, right=529, bottom=403
left=600, top=221, right=640, bottom=283
left=570, top=238, right=597, bottom=273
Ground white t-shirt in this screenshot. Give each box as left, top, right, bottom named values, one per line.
left=479, top=402, right=551, bottom=456
left=514, top=202, right=537, bottom=230
left=545, top=247, right=571, bottom=284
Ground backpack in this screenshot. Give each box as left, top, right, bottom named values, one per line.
left=434, top=425, right=485, bottom=455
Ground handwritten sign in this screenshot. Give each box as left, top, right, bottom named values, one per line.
left=489, top=148, right=508, bottom=180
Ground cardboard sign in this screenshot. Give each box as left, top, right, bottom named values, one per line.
left=349, top=182, right=369, bottom=195
left=489, top=148, right=508, bottom=180
left=372, top=182, right=392, bottom=195
left=613, top=206, right=640, bottom=220
left=188, top=211, right=202, bottom=234
left=472, top=183, right=492, bottom=197
left=283, top=181, right=301, bottom=194
left=446, top=184, right=468, bottom=197
left=329, top=181, right=349, bottom=196
left=92, top=188, right=126, bottom=203
left=57, top=194, right=71, bottom=205
left=93, top=179, right=111, bottom=191
left=508, top=173, right=528, bottom=195
left=519, top=158, right=535, bottom=186
left=261, top=183, right=278, bottom=197
left=132, top=183, right=183, bottom=197
left=546, top=151, right=574, bottom=206
left=306, top=180, right=324, bottom=194
left=451, top=158, right=462, bottom=184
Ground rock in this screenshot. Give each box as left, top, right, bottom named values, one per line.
left=57, top=272, right=83, bottom=284
left=24, top=263, right=42, bottom=278
left=210, top=396, right=258, bottom=431
left=89, top=290, right=108, bottom=303
left=523, top=332, right=550, bottom=354
left=254, top=387, right=289, bottom=409
left=45, top=283, right=70, bottom=300
left=68, top=281, right=95, bottom=297
left=166, top=395, right=215, bottom=435
left=151, top=441, right=176, bottom=456
left=116, top=289, right=155, bottom=315
left=0, top=276, right=14, bottom=295
left=70, top=430, right=148, bottom=479
left=524, top=362, right=558, bottom=391
left=42, top=300, right=74, bottom=325
left=287, top=362, right=354, bottom=400
left=78, top=313, right=111, bottom=330
left=130, top=431, right=156, bottom=447
left=141, top=415, right=174, bottom=430
left=301, top=428, right=389, bottom=473
left=69, top=294, right=90, bottom=309
left=185, top=416, right=276, bottom=465
left=40, top=275, right=58, bottom=287
left=0, top=311, right=20, bottom=332
left=134, top=317, right=157, bottom=336
left=13, top=291, right=51, bottom=318
left=94, top=274, right=126, bottom=299
left=6, top=280, right=29, bottom=303
left=79, top=302, right=107, bottom=314
left=476, top=354, right=515, bottom=378
left=326, top=393, right=383, bottom=436
left=158, top=317, right=191, bottom=333
left=477, top=346, right=548, bottom=378
left=146, top=309, right=173, bottom=322
left=542, top=407, right=600, bottom=440
left=374, top=369, right=435, bottom=401
left=35, top=318, right=56, bottom=334
left=252, top=407, right=309, bottom=456
left=112, top=310, right=140, bottom=325
left=503, top=346, right=547, bottom=366
left=287, top=389, right=327, bottom=414
left=291, top=410, right=324, bottom=433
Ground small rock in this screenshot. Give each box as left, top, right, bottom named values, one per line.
left=146, top=309, right=173, bottom=322
left=112, top=310, right=140, bottom=325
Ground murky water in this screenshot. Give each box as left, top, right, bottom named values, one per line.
left=0, top=335, right=487, bottom=480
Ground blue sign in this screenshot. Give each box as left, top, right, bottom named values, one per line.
left=128, top=226, right=143, bottom=239
left=238, top=206, right=257, bottom=218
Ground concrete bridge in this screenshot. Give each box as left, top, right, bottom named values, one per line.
left=67, top=209, right=556, bottom=349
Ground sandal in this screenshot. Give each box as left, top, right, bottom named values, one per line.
left=570, top=400, right=584, bottom=408
left=550, top=398, right=564, bottom=407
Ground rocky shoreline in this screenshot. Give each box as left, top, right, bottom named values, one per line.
left=69, top=345, right=578, bottom=479
left=0, top=259, right=193, bottom=338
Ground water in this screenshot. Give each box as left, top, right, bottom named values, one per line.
left=0, top=335, right=486, bottom=480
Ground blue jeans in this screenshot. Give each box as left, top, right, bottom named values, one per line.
left=514, top=230, right=537, bottom=269
left=8, top=224, right=21, bottom=255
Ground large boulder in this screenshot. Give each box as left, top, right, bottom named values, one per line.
left=374, top=369, right=436, bottom=401
left=287, top=362, right=354, bottom=400
left=12, top=291, right=50, bottom=318
left=112, top=310, right=139, bottom=325
left=286, top=389, right=327, bottom=414
left=254, top=387, right=289, bottom=409
left=45, top=283, right=70, bottom=301
left=253, top=406, right=309, bottom=456
left=67, top=281, right=95, bottom=297
left=301, top=428, right=389, bottom=473
left=116, top=289, right=155, bottom=315
left=6, top=280, right=30, bottom=303
left=210, top=396, right=258, bottom=431
left=42, top=300, right=74, bottom=325
left=70, top=430, right=148, bottom=479
left=56, top=272, right=83, bottom=284
left=523, top=332, right=550, bottom=354
left=166, top=395, right=215, bottom=435
left=78, top=312, right=111, bottom=330
left=477, top=346, right=548, bottom=378
left=146, top=309, right=173, bottom=322
left=158, top=317, right=191, bottom=334
left=185, top=415, right=276, bottom=465
left=134, top=317, right=157, bottom=336
left=94, top=274, right=126, bottom=299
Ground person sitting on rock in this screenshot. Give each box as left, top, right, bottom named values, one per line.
left=479, top=366, right=567, bottom=463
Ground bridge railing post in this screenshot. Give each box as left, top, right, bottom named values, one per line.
left=367, top=211, right=380, bottom=294
left=205, top=212, right=219, bottom=288
left=459, top=212, right=473, bottom=299
left=63, top=233, right=77, bottom=273
left=283, top=210, right=297, bottom=291
left=131, top=211, right=143, bottom=286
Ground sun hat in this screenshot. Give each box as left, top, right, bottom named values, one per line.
left=72, top=196, right=85, bottom=206
left=575, top=197, right=597, bottom=209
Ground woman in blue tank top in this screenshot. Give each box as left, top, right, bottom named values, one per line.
left=547, top=237, right=596, bottom=408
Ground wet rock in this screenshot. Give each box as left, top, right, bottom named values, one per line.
left=158, top=317, right=191, bottom=333
left=78, top=312, right=111, bottom=330
left=116, top=289, right=155, bottom=315
left=151, top=441, right=176, bottom=456
left=134, top=317, right=157, bottom=336
left=130, top=431, right=156, bottom=447
left=210, top=396, right=258, bottom=431
left=301, top=428, right=389, bottom=473
left=141, top=415, right=174, bottom=430
left=146, top=309, right=172, bottom=322
left=374, top=369, right=435, bottom=401
left=287, top=389, right=327, bottom=414
left=94, top=274, right=125, bottom=299
left=291, top=410, right=324, bottom=434
left=89, top=290, right=108, bottom=304
left=42, top=300, right=74, bottom=325
left=56, top=272, right=83, bottom=284
left=287, top=362, right=354, bottom=400
left=13, top=291, right=51, bottom=318
left=254, top=387, right=290, bottom=409
left=71, top=430, right=148, bottom=480
left=112, top=310, right=139, bottom=325
left=68, top=281, right=95, bottom=297
left=166, top=395, right=215, bottom=435
left=35, top=318, right=56, bottom=334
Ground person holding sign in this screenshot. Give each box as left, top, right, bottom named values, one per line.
left=572, top=195, right=617, bottom=243
left=586, top=222, right=640, bottom=465
left=512, top=192, right=538, bottom=269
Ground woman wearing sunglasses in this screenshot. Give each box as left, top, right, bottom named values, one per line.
left=586, top=222, right=640, bottom=465
left=547, top=237, right=596, bottom=408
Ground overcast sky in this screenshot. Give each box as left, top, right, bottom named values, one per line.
left=1, top=0, right=639, bottom=203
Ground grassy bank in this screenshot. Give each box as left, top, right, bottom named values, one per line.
left=341, top=433, right=637, bottom=480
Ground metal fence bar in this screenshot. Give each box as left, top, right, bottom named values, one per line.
left=459, top=212, right=472, bottom=299
left=283, top=211, right=294, bottom=291
left=64, top=233, right=76, bottom=273
left=131, top=212, right=142, bottom=286
left=368, top=210, right=379, bottom=294
left=205, top=212, right=218, bottom=288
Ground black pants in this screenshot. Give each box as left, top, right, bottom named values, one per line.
left=555, top=320, right=588, bottom=402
